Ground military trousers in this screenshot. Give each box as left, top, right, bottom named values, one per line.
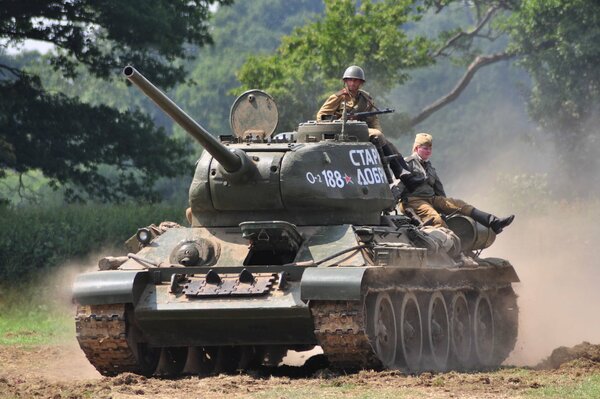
left=406, top=196, right=474, bottom=228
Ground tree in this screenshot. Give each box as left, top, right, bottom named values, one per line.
left=175, top=0, right=324, bottom=135
left=236, top=0, right=516, bottom=132
left=236, top=0, right=600, bottom=147
left=507, top=0, right=600, bottom=154
left=236, top=0, right=434, bottom=131
left=0, top=0, right=232, bottom=202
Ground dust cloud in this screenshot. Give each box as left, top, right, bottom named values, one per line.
left=46, top=247, right=118, bottom=309
left=425, top=118, right=600, bottom=366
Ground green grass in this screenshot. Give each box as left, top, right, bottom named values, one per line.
left=250, top=385, right=428, bottom=399
left=0, top=281, right=73, bottom=345
left=525, top=374, right=600, bottom=398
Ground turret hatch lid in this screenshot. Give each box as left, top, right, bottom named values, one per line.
left=230, top=89, right=279, bottom=139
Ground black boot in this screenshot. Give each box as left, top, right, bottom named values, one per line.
left=380, top=141, right=410, bottom=178
left=371, top=137, right=425, bottom=193
left=370, top=136, right=394, bottom=183
left=470, top=208, right=515, bottom=234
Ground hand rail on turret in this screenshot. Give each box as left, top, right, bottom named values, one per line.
left=123, top=65, right=242, bottom=173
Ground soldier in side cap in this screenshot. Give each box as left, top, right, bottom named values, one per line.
left=403, top=133, right=515, bottom=234
left=317, top=66, right=423, bottom=191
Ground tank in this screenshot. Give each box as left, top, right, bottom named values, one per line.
left=72, top=66, right=519, bottom=376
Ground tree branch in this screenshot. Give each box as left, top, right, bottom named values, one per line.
left=17, top=173, right=40, bottom=204
left=433, top=5, right=499, bottom=58
left=0, top=63, right=23, bottom=78
left=409, top=51, right=515, bottom=128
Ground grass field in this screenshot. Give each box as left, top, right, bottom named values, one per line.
left=0, top=281, right=73, bottom=345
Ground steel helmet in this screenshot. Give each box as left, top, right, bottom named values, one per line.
left=342, top=65, right=365, bottom=81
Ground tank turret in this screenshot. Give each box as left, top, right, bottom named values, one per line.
left=124, top=66, right=394, bottom=227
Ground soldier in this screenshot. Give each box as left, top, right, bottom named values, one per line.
left=404, top=133, right=514, bottom=234
left=317, top=65, right=422, bottom=191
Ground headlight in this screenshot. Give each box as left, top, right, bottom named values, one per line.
left=136, top=228, right=153, bottom=245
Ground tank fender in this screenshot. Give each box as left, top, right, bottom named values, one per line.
left=300, top=267, right=367, bottom=301
left=72, top=270, right=149, bottom=305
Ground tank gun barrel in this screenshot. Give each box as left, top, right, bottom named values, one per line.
left=123, top=66, right=242, bottom=173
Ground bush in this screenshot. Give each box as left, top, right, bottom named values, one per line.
left=0, top=203, right=186, bottom=280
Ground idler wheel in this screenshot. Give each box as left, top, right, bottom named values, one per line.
left=425, top=291, right=450, bottom=371
left=473, top=292, right=495, bottom=366
left=449, top=292, right=472, bottom=368
left=397, top=292, right=422, bottom=372
left=371, top=292, right=397, bottom=368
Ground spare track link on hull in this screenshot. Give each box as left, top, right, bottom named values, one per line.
left=310, top=300, right=381, bottom=370
left=75, top=303, right=140, bottom=376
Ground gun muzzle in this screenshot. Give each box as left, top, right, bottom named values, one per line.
left=123, top=66, right=242, bottom=173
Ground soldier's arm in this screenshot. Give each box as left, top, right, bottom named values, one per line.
left=317, top=93, right=343, bottom=120
left=360, top=90, right=383, bottom=132
left=366, top=114, right=383, bottom=132
left=432, top=168, right=447, bottom=197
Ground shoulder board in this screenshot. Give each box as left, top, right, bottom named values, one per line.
left=335, top=88, right=348, bottom=97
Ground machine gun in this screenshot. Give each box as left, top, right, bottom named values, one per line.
left=348, top=107, right=394, bottom=120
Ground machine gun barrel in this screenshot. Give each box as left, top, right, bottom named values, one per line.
left=123, top=66, right=242, bottom=173
left=349, top=108, right=395, bottom=120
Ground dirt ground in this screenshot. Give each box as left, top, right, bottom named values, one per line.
left=1, top=340, right=600, bottom=399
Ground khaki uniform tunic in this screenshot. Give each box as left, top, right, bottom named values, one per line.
left=317, top=88, right=383, bottom=137
left=404, top=153, right=474, bottom=228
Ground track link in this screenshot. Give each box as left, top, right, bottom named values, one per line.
left=75, top=304, right=141, bottom=376
left=310, top=300, right=380, bottom=370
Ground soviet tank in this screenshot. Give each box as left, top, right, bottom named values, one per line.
left=72, top=66, right=519, bottom=377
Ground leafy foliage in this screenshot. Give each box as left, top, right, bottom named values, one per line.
left=175, top=0, right=324, bottom=135
left=508, top=0, right=600, bottom=150
left=0, top=203, right=184, bottom=280
left=236, top=0, right=435, bottom=130
left=0, top=0, right=232, bottom=202
left=1, top=71, right=190, bottom=202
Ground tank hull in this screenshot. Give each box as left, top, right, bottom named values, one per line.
left=74, top=243, right=519, bottom=375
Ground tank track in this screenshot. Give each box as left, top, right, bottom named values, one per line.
left=75, top=304, right=142, bottom=376
left=311, top=285, right=518, bottom=371
left=310, top=300, right=380, bottom=370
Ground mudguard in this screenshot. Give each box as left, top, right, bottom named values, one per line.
left=300, top=266, right=367, bottom=301
left=72, top=270, right=149, bottom=305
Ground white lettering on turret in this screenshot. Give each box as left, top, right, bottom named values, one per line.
left=370, top=148, right=381, bottom=163
left=349, top=150, right=361, bottom=166
left=364, top=149, right=375, bottom=165
left=348, top=148, right=387, bottom=186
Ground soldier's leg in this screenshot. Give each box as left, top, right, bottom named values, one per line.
left=407, top=198, right=446, bottom=227
left=470, top=209, right=515, bottom=234
left=370, top=132, right=424, bottom=191
left=431, top=197, right=474, bottom=217
left=369, top=133, right=394, bottom=183
left=433, top=197, right=515, bottom=234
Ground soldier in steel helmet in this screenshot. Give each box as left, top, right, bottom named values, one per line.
left=317, top=65, right=423, bottom=191
left=403, top=132, right=515, bottom=234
